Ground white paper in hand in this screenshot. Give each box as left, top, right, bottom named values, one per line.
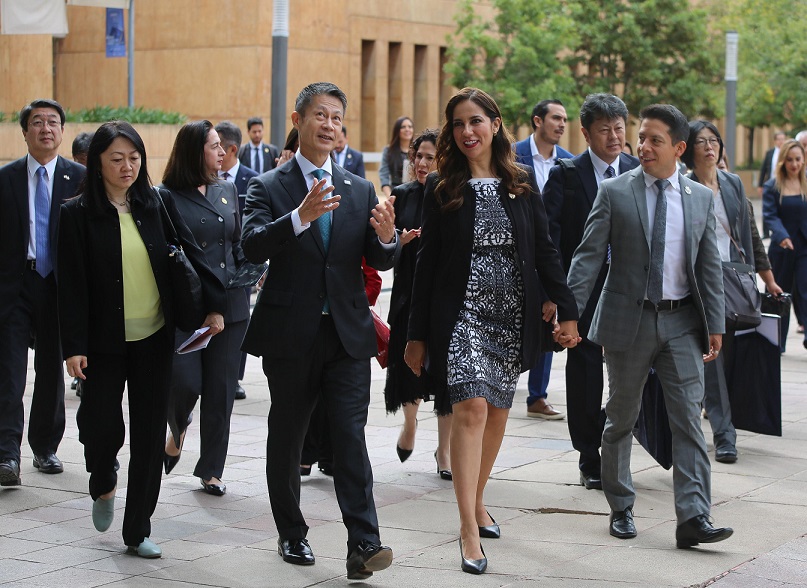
left=176, top=326, right=213, bottom=354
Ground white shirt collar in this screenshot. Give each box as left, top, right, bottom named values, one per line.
left=642, top=169, right=680, bottom=192
left=220, top=160, right=240, bottom=178
left=530, top=136, right=557, bottom=162
left=588, top=148, right=620, bottom=177
left=27, top=154, right=59, bottom=180
left=295, top=150, right=334, bottom=179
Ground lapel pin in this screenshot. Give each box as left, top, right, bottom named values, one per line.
left=63, top=175, right=70, bottom=180
left=684, top=186, right=692, bottom=194
left=221, top=197, right=228, bottom=204
left=509, top=193, right=516, bottom=199
left=344, top=179, right=351, bottom=185
left=264, top=147, right=269, bottom=153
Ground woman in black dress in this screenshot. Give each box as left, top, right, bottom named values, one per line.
left=384, top=129, right=452, bottom=478
left=405, top=88, right=579, bottom=574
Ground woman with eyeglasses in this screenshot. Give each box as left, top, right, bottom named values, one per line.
left=763, top=139, right=807, bottom=352
left=683, top=120, right=782, bottom=464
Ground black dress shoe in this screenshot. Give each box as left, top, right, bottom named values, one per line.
left=200, top=478, right=226, bottom=496
left=346, top=540, right=393, bottom=580
left=580, top=471, right=602, bottom=490
left=33, top=453, right=63, bottom=474
left=715, top=448, right=738, bottom=464
left=459, top=538, right=487, bottom=574
left=478, top=511, right=500, bottom=539
left=234, top=384, right=246, bottom=400
left=676, top=514, right=733, bottom=548
left=277, top=538, right=315, bottom=565
left=164, top=414, right=192, bottom=475
left=0, top=459, right=21, bottom=486
left=609, top=508, right=637, bottom=539
left=318, top=461, right=334, bottom=476
left=299, top=465, right=312, bottom=476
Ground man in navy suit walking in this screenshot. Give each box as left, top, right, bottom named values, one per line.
left=512, top=99, right=572, bottom=420
left=543, top=94, right=640, bottom=490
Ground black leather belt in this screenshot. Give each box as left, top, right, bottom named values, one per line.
left=643, top=296, right=692, bottom=312
left=26, top=259, right=37, bottom=271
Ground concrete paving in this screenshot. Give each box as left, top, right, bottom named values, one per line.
left=2, top=280, right=807, bottom=587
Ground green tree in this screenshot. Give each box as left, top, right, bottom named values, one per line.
left=445, top=0, right=722, bottom=128
left=445, top=0, right=578, bottom=130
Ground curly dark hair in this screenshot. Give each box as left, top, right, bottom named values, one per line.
left=434, top=88, right=530, bottom=212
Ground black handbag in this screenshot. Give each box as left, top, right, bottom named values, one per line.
left=722, top=234, right=761, bottom=332
left=153, top=188, right=206, bottom=332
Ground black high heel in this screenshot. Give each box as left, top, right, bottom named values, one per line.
left=459, top=537, right=487, bottom=574
left=434, top=451, right=452, bottom=480
left=478, top=511, right=500, bottom=539
left=299, top=465, right=312, bottom=476
left=396, top=419, right=417, bottom=463
left=164, top=414, right=192, bottom=475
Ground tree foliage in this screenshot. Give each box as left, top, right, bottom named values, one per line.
left=446, top=0, right=722, bottom=127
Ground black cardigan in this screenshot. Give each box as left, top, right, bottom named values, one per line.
left=57, top=191, right=226, bottom=359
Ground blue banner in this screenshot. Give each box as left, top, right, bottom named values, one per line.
left=105, top=8, right=126, bottom=58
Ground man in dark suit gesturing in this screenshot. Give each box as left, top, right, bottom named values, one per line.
left=0, top=99, right=85, bottom=486
left=567, top=104, right=733, bottom=548
left=543, top=94, right=639, bottom=491
left=241, top=82, right=399, bottom=579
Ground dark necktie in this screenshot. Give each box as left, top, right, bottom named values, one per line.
left=312, top=168, right=330, bottom=313
left=252, top=146, right=261, bottom=174
left=647, top=179, right=670, bottom=305
left=221, top=171, right=230, bottom=181
left=605, top=165, right=615, bottom=179
left=35, top=166, right=52, bottom=277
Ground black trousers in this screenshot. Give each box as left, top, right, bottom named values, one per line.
left=565, top=338, right=607, bottom=477
left=76, top=326, right=172, bottom=546
left=262, top=316, right=379, bottom=554
left=0, top=268, right=65, bottom=461
left=169, top=318, right=248, bottom=480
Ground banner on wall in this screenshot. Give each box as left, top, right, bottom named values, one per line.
left=0, top=0, right=68, bottom=36
left=105, top=7, right=126, bottom=57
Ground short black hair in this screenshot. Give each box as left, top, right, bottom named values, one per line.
left=531, top=99, right=563, bottom=130
left=72, top=132, right=94, bottom=157
left=246, top=117, right=263, bottom=131
left=19, top=99, right=66, bottom=131
left=294, top=82, right=347, bottom=117
left=682, top=120, right=724, bottom=170
left=341, top=125, right=348, bottom=136
left=215, top=121, right=242, bottom=149
left=579, top=94, right=628, bottom=131
left=639, top=104, right=689, bottom=144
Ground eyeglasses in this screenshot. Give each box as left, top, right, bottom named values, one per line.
left=29, top=119, right=62, bottom=130
left=693, top=137, right=720, bottom=148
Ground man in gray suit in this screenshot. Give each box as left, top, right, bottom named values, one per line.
left=567, top=104, right=733, bottom=548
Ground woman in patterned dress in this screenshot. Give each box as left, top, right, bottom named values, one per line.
left=405, top=88, right=580, bottom=574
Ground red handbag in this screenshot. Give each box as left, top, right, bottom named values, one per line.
left=371, top=309, right=390, bottom=368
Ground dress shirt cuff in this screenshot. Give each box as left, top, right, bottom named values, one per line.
left=291, top=208, right=310, bottom=236
left=378, top=233, right=398, bottom=248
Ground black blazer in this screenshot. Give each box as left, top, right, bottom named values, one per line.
left=689, top=169, right=755, bottom=268
left=407, top=168, right=578, bottom=384
left=544, top=151, right=640, bottom=272
left=57, top=191, right=226, bottom=358
left=232, top=164, right=259, bottom=215
left=164, top=181, right=250, bottom=324
left=0, top=155, right=85, bottom=323
left=238, top=142, right=279, bottom=174
left=387, top=180, right=424, bottom=327
left=759, top=147, right=776, bottom=188
left=240, top=157, right=400, bottom=359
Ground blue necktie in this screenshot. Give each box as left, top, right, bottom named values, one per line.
left=312, top=168, right=330, bottom=313
left=34, top=166, right=52, bottom=277
left=604, top=166, right=615, bottom=263
left=647, top=179, right=670, bottom=305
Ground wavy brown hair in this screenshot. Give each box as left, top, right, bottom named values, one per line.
left=434, top=88, right=530, bottom=212
left=774, top=139, right=807, bottom=196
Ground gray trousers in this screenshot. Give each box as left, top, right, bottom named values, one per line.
left=703, top=333, right=737, bottom=451
left=602, top=304, right=712, bottom=524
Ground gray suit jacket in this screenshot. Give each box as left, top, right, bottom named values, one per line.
left=567, top=166, right=725, bottom=353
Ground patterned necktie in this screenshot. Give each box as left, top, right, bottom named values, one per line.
left=647, top=179, right=670, bottom=305
left=312, top=168, right=330, bottom=313
left=221, top=171, right=230, bottom=181
left=35, top=166, right=52, bottom=277
left=605, top=165, right=615, bottom=179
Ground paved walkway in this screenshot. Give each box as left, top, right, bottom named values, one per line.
left=3, top=278, right=807, bottom=587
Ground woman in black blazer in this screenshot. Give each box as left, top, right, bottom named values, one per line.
left=684, top=120, right=783, bottom=465
left=161, top=121, right=250, bottom=497
left=404, top=88, right=579, bottom=574
left=58, top=121, right=225, bottom=558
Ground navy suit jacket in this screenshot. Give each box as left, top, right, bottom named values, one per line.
left=238, top=142, right=279, bottom=174
left=333, top=146, right=366, bottom=179
left=0, top=155, right=85, bottom=323
left=230, top=163, right=259, bottom=217
left=513, top=137, right=573, bottom=169
left=240, top=158, right=400, bottom=359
